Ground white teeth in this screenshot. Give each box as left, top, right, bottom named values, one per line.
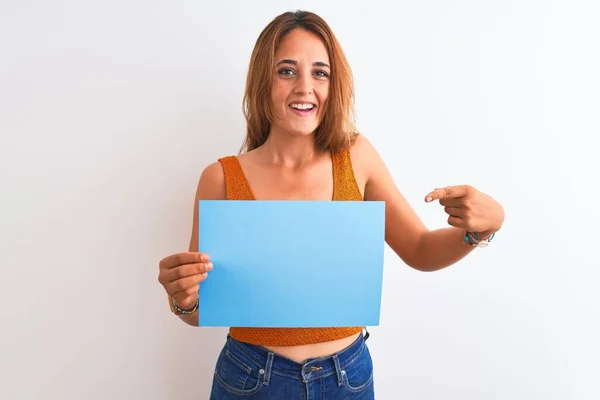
left=291, top=103, right=314, bottom=110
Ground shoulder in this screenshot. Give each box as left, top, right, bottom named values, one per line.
left=348, top=133, right=376, bottom=156
left=196, top=160, right=227, bottom=201
left=347, top=133, right=383, bottom=183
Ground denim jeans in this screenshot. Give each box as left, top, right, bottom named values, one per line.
left=209, top=332, right=375, bottom=399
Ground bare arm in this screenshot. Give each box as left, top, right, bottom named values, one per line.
left=354, top=135, right=502, bottom=272
left=175, top=161, right=226, bottom=326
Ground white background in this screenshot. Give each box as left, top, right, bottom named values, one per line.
left=1, top=0, right=599, bottom=399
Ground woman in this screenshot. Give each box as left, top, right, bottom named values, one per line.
left=158, top=10, right=504, bottom=399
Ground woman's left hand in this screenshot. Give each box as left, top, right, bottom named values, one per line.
left=425, top=185, right=505, bottom=238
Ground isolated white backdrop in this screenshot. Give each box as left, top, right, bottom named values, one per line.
left=1, top=0, right=599, bottom=399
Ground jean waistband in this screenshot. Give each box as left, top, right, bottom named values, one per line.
left=225, top=332, right=367, bottom=384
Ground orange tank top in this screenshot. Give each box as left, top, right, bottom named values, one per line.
left=216, top=147, right=364, bottom=346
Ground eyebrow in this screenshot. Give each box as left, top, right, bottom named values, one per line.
left=276, top=59, right=331, bottom=69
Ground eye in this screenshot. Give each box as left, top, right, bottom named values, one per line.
left=278, top=68, right=295, bottom=77
left=313, top=70, right=329, bottom=79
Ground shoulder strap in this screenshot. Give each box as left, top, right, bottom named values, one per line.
left=331, top=147, right=363, bottom=201
left=217, top=156, right=255, bottom=200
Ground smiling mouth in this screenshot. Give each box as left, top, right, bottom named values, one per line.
left=289, top=103, right=317, bottom=115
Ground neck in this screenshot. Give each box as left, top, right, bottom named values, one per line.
left=258, top=127, right=322, bottom=168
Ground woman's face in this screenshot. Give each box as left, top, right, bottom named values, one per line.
left=270, top=28, right=331, bottom=138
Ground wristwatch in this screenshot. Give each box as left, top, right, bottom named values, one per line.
left=169, top=296, right=199, bottom=315
left=464, top=231, right=495, bottom=247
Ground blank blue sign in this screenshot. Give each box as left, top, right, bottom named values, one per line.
left=198, top=200, right=385, bottom=328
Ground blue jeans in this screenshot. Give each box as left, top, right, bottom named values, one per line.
left=209, top=332, right=375, bottom=399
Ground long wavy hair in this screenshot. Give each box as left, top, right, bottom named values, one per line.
left=240, top=10, right=358, bottom=154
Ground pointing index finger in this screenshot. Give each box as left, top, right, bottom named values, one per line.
left=425, top=186, right=469, bottom=203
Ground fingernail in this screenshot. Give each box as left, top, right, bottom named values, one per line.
left=206, top=262, right=213, bottom=271
left=202, top=272, right=208, bottom=278
left=426, top=196, right=432, bottom=202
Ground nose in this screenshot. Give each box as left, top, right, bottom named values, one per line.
left=294, top=71, right=313, bottom=95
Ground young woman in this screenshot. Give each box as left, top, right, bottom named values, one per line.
left=158, top=10, right=504, bottom=399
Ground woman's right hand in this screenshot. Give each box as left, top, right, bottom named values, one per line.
left=158, top=252, right=213, bottom=310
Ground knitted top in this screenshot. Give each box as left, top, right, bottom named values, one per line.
left=216, top=146, right=364, bottom=346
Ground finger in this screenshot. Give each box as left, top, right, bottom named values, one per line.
left=172, top=283, right=202, bottom=299
left=444, top=206, right=465, bottom=218
left=166, top=273, right=208, bottom=295
left=169, top=274, right=206, bottom=297
left=160, top=252, right=210, bottom=269
left=166, top=262, right=213, bottom=282
left=425, top=185, right=470, bottom=203
left=439, top=198, right=463, bottom=207
left=447, top=215, right=466, bottom=229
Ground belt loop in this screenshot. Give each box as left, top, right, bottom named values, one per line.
left=333, top=354, right=344, bottom=386
left=262, top=352, right=274, bottom=385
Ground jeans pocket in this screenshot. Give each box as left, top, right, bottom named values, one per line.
left=342, top=346, right=374, bottom=394
left=213, top=343, right=263, bottom=396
